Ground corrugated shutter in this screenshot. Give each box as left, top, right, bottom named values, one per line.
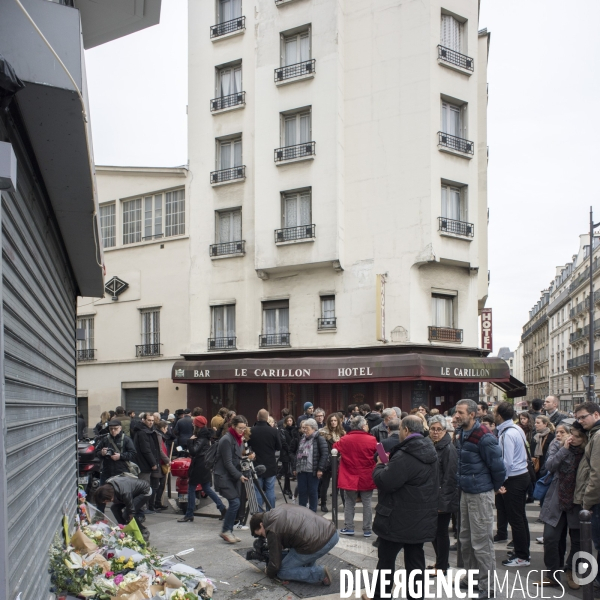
left=1, top=117, right=78, bottom=599
left=125, top=388, right=159, bottom=415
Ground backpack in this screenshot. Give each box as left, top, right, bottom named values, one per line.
left=204, top=441, right=219, bottom=471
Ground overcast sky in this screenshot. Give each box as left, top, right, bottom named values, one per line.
left=85, top=0, right=600, bottom=355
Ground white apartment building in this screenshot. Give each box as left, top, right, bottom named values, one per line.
left=76, top=166, right=190, bottom=420
left=175, top=0, right=524, bottom=418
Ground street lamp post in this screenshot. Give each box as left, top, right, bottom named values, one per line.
left=588, top=207, right=600, bottom=401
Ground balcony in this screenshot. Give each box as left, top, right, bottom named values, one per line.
left=274, top=142, right=316, bottom=164
left=211, top=92, right=246, bottom=113
left=208, top=337, right=237, bottom=350
left=136, top=343, right=162, bottom=358
left=77, top=349, right=96, bottom=362
left=428, top=326, right=463, bottom=343
left=259, top=333, right=291, bottom=348
left=437, top=45, right=474, bottom=73
left=438, top=217, right=474, bottom=238
left=275, top=224, right=316, bottom=243
left=567, top=350, right=600, bottom=371
left=274, top=59, right=316, bottom=84
left=438, top=131, right=474, bottom=156
left=211, top=166, right=245, bottom=185
left=210, top=240, right=245, bottom=257
left=318, top=317, right=337, bottom=330
left=570, top=318, right=600, bottom=345
left=210, top=17, right=245, bottom=39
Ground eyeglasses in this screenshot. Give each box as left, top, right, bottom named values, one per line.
left=429, top=427, right=444, bottom=433
left=576, top=414, right=592, bottom=422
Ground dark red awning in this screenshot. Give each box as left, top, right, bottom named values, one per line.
left=172, top=353, right=526, bottom=396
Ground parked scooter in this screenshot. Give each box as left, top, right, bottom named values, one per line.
left=77, top=436, right=102, bottom=501
left=171, top=447, right=203, bottom=513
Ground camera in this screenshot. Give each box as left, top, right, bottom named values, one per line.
left=105, top=448, right=114, bottom=457
left=246, top=537, right=269, bottom=563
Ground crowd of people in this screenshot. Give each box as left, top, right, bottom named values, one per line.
left=88, top=396, right=600, bottom=599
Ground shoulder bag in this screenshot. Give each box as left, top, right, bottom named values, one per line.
left=108, top=436, right=141, bottom=477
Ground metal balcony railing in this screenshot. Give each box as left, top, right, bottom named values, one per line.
left=259, top=333, right=291, bottom=347
left=428, top=326, right=463, bottom=343
left=210, top=240, right=245, bottom=257
left=136, top=343, right=162, bottom=357
left=567, top=350, right=600, bottom=370
left=438, top=131, right=474, bottom=154
left=211, top=92, right=246, bottom=112
left=274, top=141, right=315, bottom=162
left=438, top=217, right=474, bottom=237
left=77, top=349, right=96, bottom=362
left=437, top=45, right=474, bottom=71
left=274, top=59, right=316, bottom=82
left=208, top=337, right=237, bottom=350
left=318, top=317, right=337, bottom=330
left=570, top=318, right=600, bottom=344
left=211, top=166, right=245, bottom=184
left=275, top=224, right=315, bottom=243
left=211, top=17, right=245, bottom=39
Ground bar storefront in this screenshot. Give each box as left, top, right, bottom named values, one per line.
left=172, top=350, right=526, bottom=421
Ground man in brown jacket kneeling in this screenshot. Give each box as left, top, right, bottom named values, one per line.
left=250, top=505, right=338, bottom=585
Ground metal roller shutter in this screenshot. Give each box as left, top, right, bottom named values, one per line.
left=1, top=116, right=78, bottom=600
left=125, top=388, right=159, bottom=415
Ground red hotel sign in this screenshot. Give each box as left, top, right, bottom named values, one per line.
left=481, top=308, right=493, bottom=352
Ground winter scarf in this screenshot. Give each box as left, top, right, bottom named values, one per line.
left=557, top=444, right=585, bottom=512
left=229, top=426, right=243, bottom=446
left=533, top=428, right=550, bottom=457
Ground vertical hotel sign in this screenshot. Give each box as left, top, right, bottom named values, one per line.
left=481, top=308, right=493, bottom=352
left=375, top=274, right=386, bottom=341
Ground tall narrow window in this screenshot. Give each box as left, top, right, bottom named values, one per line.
left=282, top=191, right=311, bottom=228
left=319, top=296, right=336, bottom=329
left=218, top=65, right=242, bottom=97
left=440, top=14, right=462, bottom=52
left=218, top=0, right=241, bottom=23
left=432, top=295, right=454, bottom=328
left=283, top=112, right=311, bottom=147
left=283, top=31, right=310, bottom=66
left=141, top=310, right=160, bottom=346
left=263, top=301, right=289, bottom=334
left=211, top=305, right=236, bottom=339
left=165, top=189, right=185, bottom=237
left=217, top=209, right=242, bottom=243
left=77, top=317, right=94, bottom=361
left=144, top=194, right=163, bottom=239
left=441, top=185, right=466, bottom=222
left=123, top=199, right=142, bottom=245
left=441, top=102, right=463, bottom=138
left=99, top=204, right=115, bottom=248
left=219, top=139, right=243, bottom=169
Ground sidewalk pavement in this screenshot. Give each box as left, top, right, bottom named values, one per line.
left=139, top=479, right=583, bottom=600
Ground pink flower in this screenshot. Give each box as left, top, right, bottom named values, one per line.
left=114, top=574, right=124, bottom=585
left=105, top=571, right=114, bottom=578
left=119, top=533, right=125, bottom=539
left=118, top=524, right=125, bottom=530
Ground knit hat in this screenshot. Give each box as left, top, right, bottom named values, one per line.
left=304, top=402, right=313, bottom=411
left=193, top=416, right=207, bottom=428
left=167, top=414, right=175, bottom=421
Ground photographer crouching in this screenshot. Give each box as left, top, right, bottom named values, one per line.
left=249, top=504, right=338, bottom=585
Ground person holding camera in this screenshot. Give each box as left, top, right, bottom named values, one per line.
left=94, top=419, right=137, bottom=513
left=250, top=504, right=337, bottom=585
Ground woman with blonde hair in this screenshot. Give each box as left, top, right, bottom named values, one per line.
left=531, top=415, right=555, bottom=480
left=93, top=411, right=111, bottom=437
left=319, top=413, right=346, bottom=512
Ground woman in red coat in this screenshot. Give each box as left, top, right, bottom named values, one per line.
left=333, top=415, right=377, bottom=537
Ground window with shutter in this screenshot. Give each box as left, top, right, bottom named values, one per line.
left=77, top=317, right=94, bottom=351
left=141, top=310, right=160, bottom=345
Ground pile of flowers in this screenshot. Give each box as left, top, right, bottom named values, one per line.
left=48, top=492, right=214, bottom=600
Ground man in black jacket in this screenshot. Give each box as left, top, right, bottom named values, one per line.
left=380, top=418, right=401, bottom=452
left=95, top=476, right=151, bottom=538
left=367, top=416, right=438, bottom=600
left=365, top=402, right=384, bottom=431
left=543, top=395, right=568, bottom=427
left=135, top=413, right=161, bottom=511
left=250, top=409, right=282, bottom=511
left=174, top=408, right=194, bottom=450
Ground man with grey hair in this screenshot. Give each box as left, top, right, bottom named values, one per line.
left=381, top=418, right=401, bottom=452
left=365, top=416, right=438, bottom=600
left=455, top=399, right=505, bottom=599
left=371, top=408, right=395, bottom=442
left=333, top=415, right=377, bottom=537
left=313, top=408, right=326, bottom=429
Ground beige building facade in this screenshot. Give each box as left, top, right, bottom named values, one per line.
left=76, top=166, right=190, bottom=422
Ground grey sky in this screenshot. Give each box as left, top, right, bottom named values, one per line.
left=84, top=0, right=600, bottom=355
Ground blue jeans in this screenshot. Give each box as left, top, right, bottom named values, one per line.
left=278, top=532, right=339, bottom=583
left=223, top=497, right=241, bottom=533
left=254, top=476, right=276, bottom=511
left=186, top=481, right=225, bottom=519
left=297, top=472, right=319, bottom=512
